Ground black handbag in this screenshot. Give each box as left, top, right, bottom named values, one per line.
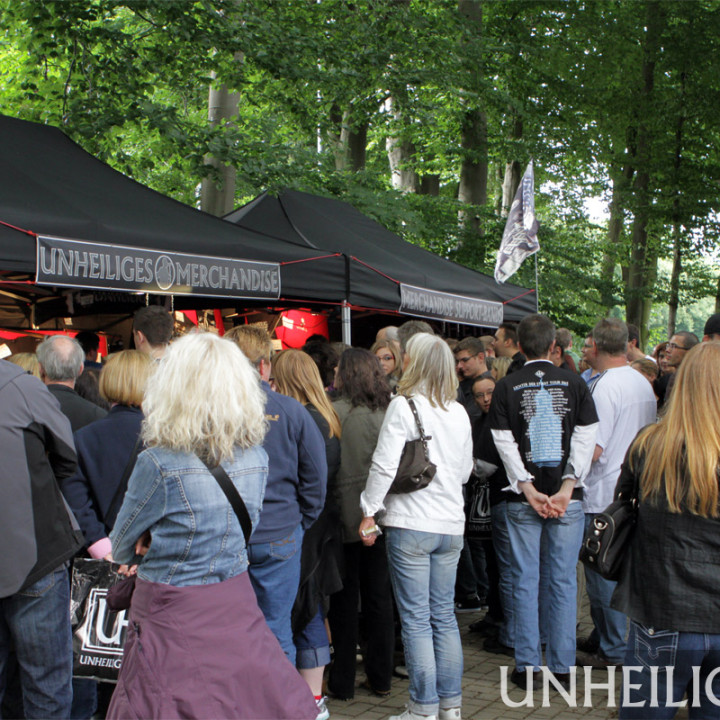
left=579, top=473, right=639, bottom=581
left=388, top=397, right=437, bottom=494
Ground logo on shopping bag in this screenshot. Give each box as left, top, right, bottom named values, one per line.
left=79, top=588, right=129, bottom=658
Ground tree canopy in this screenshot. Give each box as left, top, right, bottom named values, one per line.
left=1, top=0, right=719, bottom=342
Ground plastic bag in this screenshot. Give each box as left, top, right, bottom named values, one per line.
left=70, top=558, right=128, bottom=682
left=465, top=477, right=492, bottom=539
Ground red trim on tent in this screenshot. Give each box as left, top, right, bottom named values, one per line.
left=350, top=256, right=400, bottom=284
left=502, top=289, right=536, bottom=304
left=279, top=253, right=342, bottom=266
left=0, top=220, right=37, bottom=237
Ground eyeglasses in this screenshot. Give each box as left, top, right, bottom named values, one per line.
left=473, top=391, right=494, bottom=399
left=456, top=354, right=478, bottom=365
left=666, top=342, right=688, bottom=351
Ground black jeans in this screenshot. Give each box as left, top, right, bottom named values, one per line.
left=328, top=539, right=394, bottom=698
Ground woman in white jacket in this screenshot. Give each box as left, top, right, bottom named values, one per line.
left=359, top=333, right=473, bottom=720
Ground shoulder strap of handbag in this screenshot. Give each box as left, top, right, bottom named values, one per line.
left=406, top=397, right=432, bottom=457
left=105, top=434, right=143, bottom=530
left=199, top=457, right=252, bottom=546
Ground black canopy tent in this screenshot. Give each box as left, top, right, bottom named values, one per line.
left=225, top=190, right=537, bottom=343
left=0, top=114, right=347, bottom=327
left=0, top=113, right=535, bottom=341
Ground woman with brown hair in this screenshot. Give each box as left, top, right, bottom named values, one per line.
left=614, top=342, right=720, bottom=719
left=272, top=349, right=343, bottom=719
left=327, top=348, right=395, bottom=700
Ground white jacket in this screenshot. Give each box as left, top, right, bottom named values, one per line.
left=360, top=393, right=473, bottom=535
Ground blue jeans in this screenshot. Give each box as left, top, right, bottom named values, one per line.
left=294, top=604, right=331, bottom=670
left=385, top=528, right=463, bottom=716
left=620, top=621, right=720, bottom=719
left=248, top=524, right=303, bottom=664
left=584, top=514, right=628, bottom=662
left=491, top=502, right=515, bottom=648
left=0, top=565, right=73, bottom=719
left=506, top=501, right=584, bottom=673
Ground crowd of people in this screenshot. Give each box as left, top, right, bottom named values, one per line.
left=1, top=305, right=720, bottom=720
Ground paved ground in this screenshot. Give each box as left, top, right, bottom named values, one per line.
left=326, top=578, right=691, bottom=720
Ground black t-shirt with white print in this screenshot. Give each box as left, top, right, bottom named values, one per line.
left=488, top=360, right=598, bottom=499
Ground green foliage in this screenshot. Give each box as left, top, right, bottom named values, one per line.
left=1, top=0, right=719, bottom=335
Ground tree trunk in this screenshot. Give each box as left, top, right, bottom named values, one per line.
left=456, top=0, right=488, bottom=254
left=667, top=231, right=681, bottom=337
left=493, top=163, right=504, bottom=215
left=348, top=121, right=367, bottom=171
left=625, top=1, right=663, bottom=345
left=386, top=95, right=419, bottom=192
left=667, top=71, right=687, bottom=339
left=600, top=162, right=634, bottom=312
left=419, top=174, right=440, bottom=196
left=200, top=72, right=240, bottom=217
left=501, top=158, right=522, bottom=217
left=458, top=109, right=488, bottom=205
left=327, top=104, right=348, bottom=171
left=501, top=113, right=523, bottom=217
left=457, top=0, right=488, bottom=216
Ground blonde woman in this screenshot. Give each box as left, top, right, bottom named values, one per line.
left=359, top=333, right=473, bottom=720
left=371, top=339, right=401, bottom=388
left=491, top=355, right=512, bottom=381
left=7, top=351, right=41, bottom=378
left=59, top=350, right=152, bottom=561
left=272, top=350, right=342, bottom=718
left=107, top=333, right=317, bottom=720
left=614, top=342, right=720, bottom=719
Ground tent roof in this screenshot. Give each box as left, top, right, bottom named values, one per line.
left=0, top=114, right=346, bottom=302
left=225, top=190, right=536, bottom=324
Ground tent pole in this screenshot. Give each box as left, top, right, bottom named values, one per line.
left=341, top=301, right=352, bottom=346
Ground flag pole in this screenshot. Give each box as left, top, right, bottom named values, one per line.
left=534, top=253, right=540, bottom=311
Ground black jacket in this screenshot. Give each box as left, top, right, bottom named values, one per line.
left=612, top=448, right=720, bottom=633
left=59, top=404, right=143, bottom=548
left=291, top=405, right=343, bottom=634
left=47, top=383, right=107, bottom=432
left=0, top=362, right=83, bottom=597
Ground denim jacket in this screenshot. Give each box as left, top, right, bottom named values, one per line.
left=110, top=445, right=268, bottom=586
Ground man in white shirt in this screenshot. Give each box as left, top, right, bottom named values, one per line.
left=580, top=318, right=657, bottom=667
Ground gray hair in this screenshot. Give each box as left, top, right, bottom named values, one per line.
left=592, top=318, right=628, bottom=356
left=36, top=335, right=84, bottom=381
left=397, top=320, right=434, bottom=354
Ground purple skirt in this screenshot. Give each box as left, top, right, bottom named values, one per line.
left=107, top=572, right=317, bottom=719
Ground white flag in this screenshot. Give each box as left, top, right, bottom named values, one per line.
left=494, top=161, right=539, bottom=284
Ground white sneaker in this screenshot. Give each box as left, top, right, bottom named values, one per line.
left=315, top=696, right=330, bottom=720
left=388, top=707, right=438, bottom=720
left=439, top=709, right=461, bottom=720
